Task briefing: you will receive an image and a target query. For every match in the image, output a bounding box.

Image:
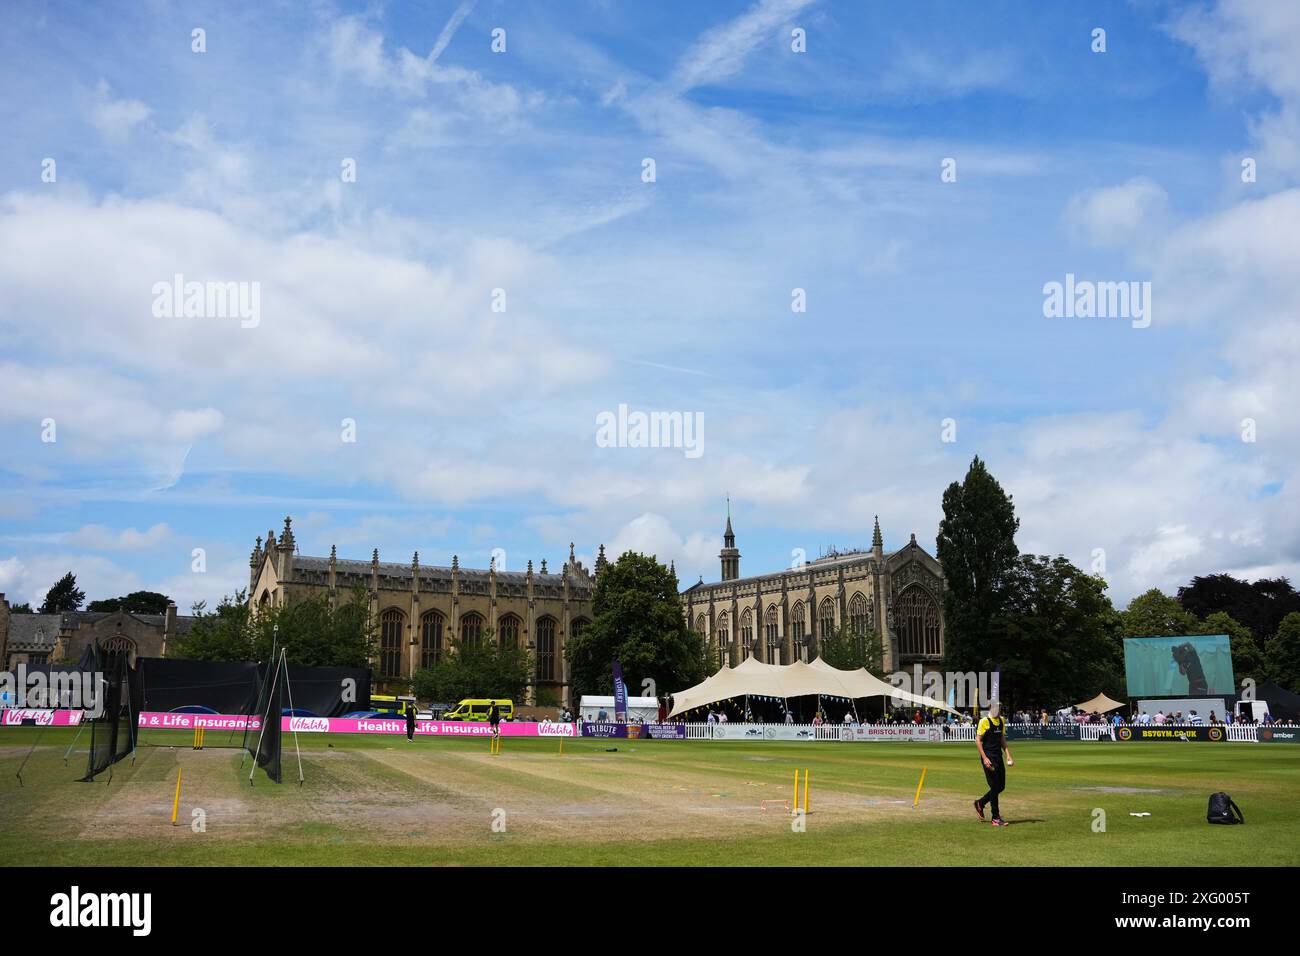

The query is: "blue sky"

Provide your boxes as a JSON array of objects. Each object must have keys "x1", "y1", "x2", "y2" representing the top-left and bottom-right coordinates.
[{"x1": 1, "y1": 0, "x2": 1298, "y2": 612}]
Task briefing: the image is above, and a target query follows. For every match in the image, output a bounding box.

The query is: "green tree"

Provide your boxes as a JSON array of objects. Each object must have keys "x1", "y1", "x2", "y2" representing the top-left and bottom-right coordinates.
[
  {"x1": 38, "y1": 573, "x2": 85, "y2": 613},
  {"x1": 250, "y1": 585, "x2": 374, "y2": 669},
  {"x1": 1118, "y1": 589, "x2": 1203, "y2": 637},
  {"x1": 87, "y1": 590, "x2": 173, "y2": 614},
  {"x1": 176, "y1": 585, "x2": 375, "y2": 670},
  {"x1": 819, "y1": 622, "x2": 884, "y2": 673},
  {"x1": 567, "y1": 551, "x2": 707, "y2": 703},
  {"x1": 1178, "y1": 574, "x2": 1300, "y2": 646},
  {"x1": 173, "y1": 590, "x2": 255, "y2": 661},
  {"x1": 995, "y1": 555, "x2": 1123, "y2": 710},
  {"x1": 1266, "y1": 612, "x2": 1300, "y2": 692},
  {"x1": 8, "y1": 602, "x2": 33, "y2": 614},
  {"x1": 411, "y1": 632, "x2": 532, "y2": 703},
  {"x1": 936, "y1": 456, "x2": 1020, "y2": 674},
  {"x1": 1202, "y1": 611, "x2": 1266, "y2": 688}
]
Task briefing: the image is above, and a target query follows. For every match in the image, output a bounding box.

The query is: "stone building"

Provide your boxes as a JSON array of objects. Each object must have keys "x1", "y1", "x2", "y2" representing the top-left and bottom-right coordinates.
[
  {"x1": 681, "y1": 515, "x2": 945, "y2": 674},
  {"x1": 247, "y1": 517, "x2": 599, "y2": 704},
  {"x1": 0, "y1": 594, "x2": 193, "y2": 671}
]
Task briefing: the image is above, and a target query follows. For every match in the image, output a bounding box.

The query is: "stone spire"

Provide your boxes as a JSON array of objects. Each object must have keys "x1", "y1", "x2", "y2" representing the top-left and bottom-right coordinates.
[
  {"x1": 277, "y1": 516, "x2": 296, "y2": 578},
  {"x1": 249, "y1": 536, "x2": 263, "y2": 592},
  {"x1": 595, "y1": 544, "x2": 607, "y2": 575},
  {"x1": 872, "y1": 515, "x2": 883, "y2": 553},
  {"x1": 720, "y1": 501, "x2": 740, "y2": 582}
]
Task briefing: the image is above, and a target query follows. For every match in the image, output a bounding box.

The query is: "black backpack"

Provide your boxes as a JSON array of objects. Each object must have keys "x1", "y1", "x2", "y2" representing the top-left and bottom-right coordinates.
[{"x1": 1207, "y1": 792, "x2": 1244, "y2": 825}]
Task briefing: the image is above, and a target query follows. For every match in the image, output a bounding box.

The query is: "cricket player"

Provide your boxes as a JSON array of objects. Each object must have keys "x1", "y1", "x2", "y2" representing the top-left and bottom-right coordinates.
[{"x1": 973, "y1": 701, "x2": 1013, "y2": 827}]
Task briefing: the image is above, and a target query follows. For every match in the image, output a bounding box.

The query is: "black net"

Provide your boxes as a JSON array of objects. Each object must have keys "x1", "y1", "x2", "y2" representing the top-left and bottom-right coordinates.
[
  {"x1": 80, "y1": 644, "x2": 139, "y2": 782},
  {"x1": 247, "y1": 659, "x2": 283, "y2": 784},
  {"x1": 239, "y1": 644, "x2": 278, "y2": 758}
]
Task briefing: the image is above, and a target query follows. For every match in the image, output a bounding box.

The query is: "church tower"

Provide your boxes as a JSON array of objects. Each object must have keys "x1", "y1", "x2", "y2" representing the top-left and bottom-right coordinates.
[{"x1": 719, "y1": 501, "x2": 741, "y2": 582}]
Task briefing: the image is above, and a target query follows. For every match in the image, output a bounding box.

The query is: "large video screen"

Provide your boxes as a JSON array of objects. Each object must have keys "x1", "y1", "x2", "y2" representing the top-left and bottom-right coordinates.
[{"x1": 1123, "y1": 635, "x2": 1236, "y2": 698}]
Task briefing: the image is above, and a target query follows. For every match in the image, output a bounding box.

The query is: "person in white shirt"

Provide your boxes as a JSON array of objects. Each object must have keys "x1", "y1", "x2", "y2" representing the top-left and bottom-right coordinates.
[{"x1": 784, "y1": 710, "x2": 794, "y2": 724}]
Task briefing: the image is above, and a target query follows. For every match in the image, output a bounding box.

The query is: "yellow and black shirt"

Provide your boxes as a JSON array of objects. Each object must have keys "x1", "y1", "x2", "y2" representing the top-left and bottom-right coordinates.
[{"x1": 977, "y1": 716, "x2": 1006, "y2": 761}]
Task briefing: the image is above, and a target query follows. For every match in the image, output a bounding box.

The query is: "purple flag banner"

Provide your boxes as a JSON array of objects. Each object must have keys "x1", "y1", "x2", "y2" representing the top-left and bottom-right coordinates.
[{"x1": 612, "y1": 659, "x2": 629, "y2": 722}]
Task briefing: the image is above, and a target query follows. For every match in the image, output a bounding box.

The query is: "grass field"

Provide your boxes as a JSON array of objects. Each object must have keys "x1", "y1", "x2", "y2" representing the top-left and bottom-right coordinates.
[{"x1": 2, "y1": 727, "x2": 1298, "y2": 866}]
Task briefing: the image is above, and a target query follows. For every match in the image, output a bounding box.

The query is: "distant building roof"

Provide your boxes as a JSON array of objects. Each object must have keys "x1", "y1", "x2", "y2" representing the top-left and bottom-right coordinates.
[{"x1": 5, "y1": 608, "x2": 197, "y2": 651}]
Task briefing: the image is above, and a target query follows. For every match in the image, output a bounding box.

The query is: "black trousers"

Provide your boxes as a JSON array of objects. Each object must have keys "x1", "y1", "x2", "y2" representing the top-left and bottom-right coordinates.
[{"x1": 978, "y1": 759, "x2": 1006, "y2": 818}]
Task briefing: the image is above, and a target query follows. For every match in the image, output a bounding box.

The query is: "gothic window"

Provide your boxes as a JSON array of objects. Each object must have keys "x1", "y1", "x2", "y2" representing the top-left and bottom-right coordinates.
[
  {"x1": 896, "y1": 586, "x2": 942, "y2": 657},
  {"x1": 790, "y1": 602, "x2": 806, "y2": 662},
  {"x1": 571, "y1": 617, "x2": 590, "y2": 643},
  {"x1": 716, "y1": 612, "x2": 730, "y2": 667},
  {"x1": 420, "y1": 611, "x2": 443, "y2": 668},
  {"x1": 740, "y1": 609, "x2": 753, "y2": 660},
  {"x1": 460, "y1": 612, "x2": 484, "y2": 648},
  {"x1": 819, "y1": 598, "x2": 836, "y2": 642},
  {"x1": 536, "y1": 616, "x2": 557, "y2": 682},
  {"x1": 498, "y1": 613, "x2": 521, "y2": 649},
  {"x1": 380, "y1": 608, "x2": 405, "y2": 677},
  {"x1": 765, "y1": 606, "x2": 780, "y2": 663},
  {"x1": 100, "y1": 635, "x2": 136, "y2": 677},
  {"x1": 695, "y1": 614, "x2": 707, "y2": 635},
  {"x1": 849, "y1": 592, "x2": 869, "y2": 637}
]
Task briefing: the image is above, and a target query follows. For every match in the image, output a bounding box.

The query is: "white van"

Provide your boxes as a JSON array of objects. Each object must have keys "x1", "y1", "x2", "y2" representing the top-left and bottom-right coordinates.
[
  {"x1": 579, "y1": 695, "x2": 659, "y2": 723},
  {"x1": 1235, "y1": 699, "x2": 1271, "y2": 722}
]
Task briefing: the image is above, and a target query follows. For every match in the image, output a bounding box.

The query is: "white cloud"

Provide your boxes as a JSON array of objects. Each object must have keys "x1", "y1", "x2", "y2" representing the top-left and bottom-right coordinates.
[
  {"x1": 325, "y1": 15, "x2": 542, "y2": 121},
  {"x1": 88, "y1": 79, "x2": 151, "y2": 139},
  {"x1": 0, "y1": 553, "x2": 140, "y2": 610},
  {"x1": 671, "y1": 0, "x2": 814, "y2": 93},
  {"x1": 1063, "y1": 177, "x2": 1169, "y2": 249},
  {"x1": 64, "y1": 523, "x2": 174, "y2": 551}
]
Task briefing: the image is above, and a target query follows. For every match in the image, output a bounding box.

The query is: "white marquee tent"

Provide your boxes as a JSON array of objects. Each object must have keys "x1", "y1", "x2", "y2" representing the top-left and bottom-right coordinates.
[{"x1": 668, "y1": 656, "x2": 960, "y2": 718}]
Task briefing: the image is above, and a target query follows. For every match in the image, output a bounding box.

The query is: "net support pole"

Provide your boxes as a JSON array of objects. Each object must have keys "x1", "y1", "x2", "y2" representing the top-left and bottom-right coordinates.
[
  {"x1": 279, "y1": 649, "x2": 305, "y2": 787},
  {"x1": 62, "y1": 714, "x2": 88, "y2": 766},
  {"x1": 247, "y1": 657, "x2": 282, "y2": 786},
  {"x1": 239, "y1": 633, "x2": 279, "y2": 762},
  {"x1": 15, "y1": 721, "x2": 50, "y2": 788},
  {"x1": 126, "y1": 666, "x2": 138, "y2": 767}
]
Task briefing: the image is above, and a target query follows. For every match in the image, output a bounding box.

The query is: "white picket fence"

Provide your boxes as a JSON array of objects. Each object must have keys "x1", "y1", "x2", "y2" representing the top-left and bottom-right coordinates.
[
  {"x1": 684, "y1": 722, "x2": 976, "y2": 741},
  {"x1": 678, "y1": 722, "x2": 1297, "y2": 742}
]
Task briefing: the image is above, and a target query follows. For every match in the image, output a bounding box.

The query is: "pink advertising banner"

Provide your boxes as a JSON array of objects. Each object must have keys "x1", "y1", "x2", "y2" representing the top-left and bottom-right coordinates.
[
  {"x1": 280, "y1": 717, "x2": 578, "y2": 737},
  {"x1": 1, "y1": 708, "x2": 84, "y2": 727},
  {"x1": 3, "y1": 710, "x2": 580, "y2": 737}
]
